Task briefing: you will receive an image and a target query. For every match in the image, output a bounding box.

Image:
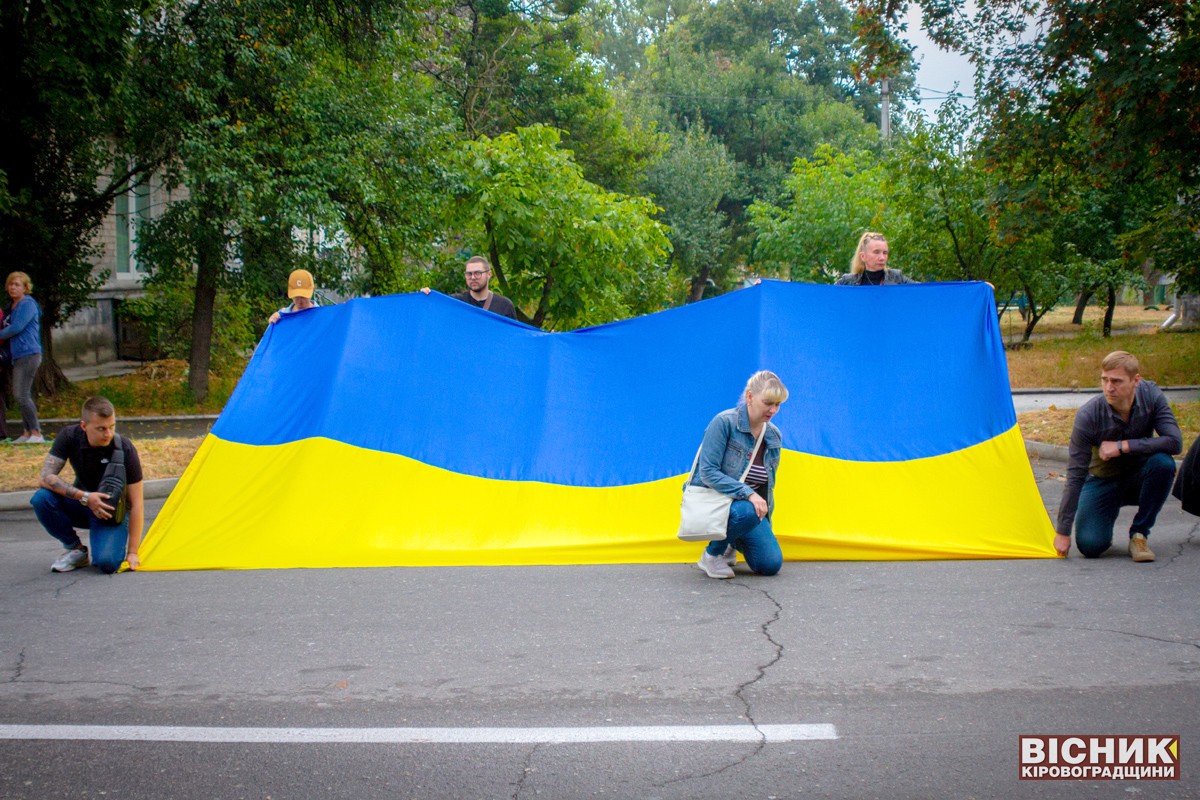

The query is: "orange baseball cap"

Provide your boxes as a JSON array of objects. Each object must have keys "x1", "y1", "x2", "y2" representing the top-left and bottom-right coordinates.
[{"x1": 287, "y1": 269, "x2": 314, "y2": 299}]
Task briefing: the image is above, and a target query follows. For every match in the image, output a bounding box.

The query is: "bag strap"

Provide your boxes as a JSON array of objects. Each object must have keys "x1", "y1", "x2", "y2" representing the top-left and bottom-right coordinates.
[
  {"x1": 483, "y1": 291, "x2": 494, "y2": 312},
  {"x1": 686, "y1": 420, "x2": 768, "y2": 484},
  {"x1": 110, "y1": 433, "x2": 125, "y2": 465}
]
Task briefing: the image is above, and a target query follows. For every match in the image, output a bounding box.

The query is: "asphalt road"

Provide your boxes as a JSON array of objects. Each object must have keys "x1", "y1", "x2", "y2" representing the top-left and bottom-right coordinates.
[
  {"x1": 1, "y1": 460, "x2": 1197, "y2": 799},
  {"x1": 1011, "y1": 387, "x2": 1200, "y2": 414}
]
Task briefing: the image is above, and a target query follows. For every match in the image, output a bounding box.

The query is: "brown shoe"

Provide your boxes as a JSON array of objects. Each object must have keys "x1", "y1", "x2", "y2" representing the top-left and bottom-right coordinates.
[{"x1": 1129, "y1": 533, "x2": 1155, "y2": 563}]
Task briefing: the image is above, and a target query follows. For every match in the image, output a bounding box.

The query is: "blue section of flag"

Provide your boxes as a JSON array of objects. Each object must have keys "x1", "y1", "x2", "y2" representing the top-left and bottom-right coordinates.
[{"x1": 213, "y1": 281, "x2": 1013, "y2": 486}]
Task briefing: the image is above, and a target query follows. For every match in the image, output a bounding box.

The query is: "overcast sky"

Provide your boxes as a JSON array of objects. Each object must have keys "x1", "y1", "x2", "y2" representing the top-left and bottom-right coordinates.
[{"x1": 902, "y1": 4, "x2": 977, "y2": 118}]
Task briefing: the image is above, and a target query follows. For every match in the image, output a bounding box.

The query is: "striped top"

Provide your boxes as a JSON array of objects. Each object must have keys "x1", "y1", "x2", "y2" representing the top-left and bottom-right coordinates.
[{"x1": 745, "y1": 439, "x2": 768, "y2": 490}]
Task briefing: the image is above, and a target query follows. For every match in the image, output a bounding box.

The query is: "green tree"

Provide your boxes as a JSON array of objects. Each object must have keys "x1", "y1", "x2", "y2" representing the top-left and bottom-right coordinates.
[
  {"x1": 0, "y1": 0, "x2": 170, "y2": 392},
  {"x1": 643, "y1": 125, "x2": 737, "y2": 301},
  {"x1": 883, "y1": 103, "x2": 1003, "y2": 285},
  {"x1": 863, "y1": 0, "x2": 1200, "y2": 293},
  {"x1": 424, "y1": 0, "x2": 663, "y2": 194},
  {"x1": 748, "y1": 144, "x2": 887, "y2": 282},
  {"x1": 455, "y1": 124, "x2": 678, "y2": 328},
  {"x1": 621, "y1": 0, "x2": 891, "y2": 289},
  {"x1": 135, "y1": 0, "x2": 450, "y2": 399}
]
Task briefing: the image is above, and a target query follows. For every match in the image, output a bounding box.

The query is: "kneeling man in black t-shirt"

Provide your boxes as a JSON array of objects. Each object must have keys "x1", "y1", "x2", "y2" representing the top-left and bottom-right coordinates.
[{"x1": 32, "y1": 396, "x2": 145, "y2": 574}]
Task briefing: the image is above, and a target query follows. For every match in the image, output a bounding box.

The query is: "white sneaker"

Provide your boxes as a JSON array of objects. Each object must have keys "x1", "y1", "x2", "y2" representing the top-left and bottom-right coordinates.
[
  {"x1": 721, "y1": 544, "x2": 737, "y2": 567},
  {"x1": 697, "y1": 550, "x2": 735, "y2": 579},
  {"x1": 51, "y1": 548, "x2": 89, "y2": 573},
  {"x1": 22, "y1": 434, "x2": 45, "y2": 444},
  {"x1": 12, "y1": 434, "x2": 29, "y2": 444}
]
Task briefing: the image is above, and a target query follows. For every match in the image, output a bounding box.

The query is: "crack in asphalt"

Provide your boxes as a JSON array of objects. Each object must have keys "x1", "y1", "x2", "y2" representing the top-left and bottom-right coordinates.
[
  {"x1": 4, "y1": 675, "x2": 154, "y2": 691},
  {"x1": 511, "y1": 743, "x2": 540, "y2": 800},
  {"x1": 6, "y1": 648, "x2": 27, "y2": 682},
  {"x1": 1018, "y1": 624, "x2": 1200, "y2": 653},
  {"x1": 731, "y1": 582, "x2": 785, "y2": 734},
  {"x1": 1162, "y1": 520, "x2": 1198, "y2": 566},
  {"x1": 656, "y1": 580, "x2": 784, "y2": 787},
  {"x1": 52, "y1": 575, "x2": 86, "y2": 599}
]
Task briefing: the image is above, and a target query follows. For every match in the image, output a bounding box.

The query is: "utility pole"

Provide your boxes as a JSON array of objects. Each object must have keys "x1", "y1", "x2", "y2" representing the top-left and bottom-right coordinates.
[{"x1": 880, "y1": 78, "x2": 891, "y2": 141}]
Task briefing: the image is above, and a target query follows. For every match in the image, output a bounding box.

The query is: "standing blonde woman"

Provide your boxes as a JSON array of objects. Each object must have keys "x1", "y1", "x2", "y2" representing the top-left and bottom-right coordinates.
[
  {"x1": 692, "y1": 371, "x2": 788, "y2": 579},
  {"x1": 0, "y1": 271, "x2": 43, "y2": 443},
  {"x1": 834, "y1": 232, "x2": 918, "y2": 286}
]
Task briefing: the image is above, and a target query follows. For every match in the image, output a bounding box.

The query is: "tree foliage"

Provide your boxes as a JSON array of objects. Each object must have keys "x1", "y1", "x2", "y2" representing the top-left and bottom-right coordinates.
[
  {"x1": 455, "y1": 125, "x2": 678, "y2": 329},
  {"x1": 867, "y1": 0, "x2": 1200, "y2": 292},
  {"x1": 132, "y1": 0, "x2": 454, "y2": 399},
  {"x1": 883, "y1": 102, "x2": 1003, "y2": 285},
  {"x1": 749, "y1": 144, "x2": 887, "y2": 282},
  {"x1": 643, "y1": 125, "x2": 737, "y2": 300},
  {"x1": 423, "y1": 0, "x2": 663, "y2": 193},
  {"x1": 0, "y1": 0, "x2": 171, "y2": 391}
]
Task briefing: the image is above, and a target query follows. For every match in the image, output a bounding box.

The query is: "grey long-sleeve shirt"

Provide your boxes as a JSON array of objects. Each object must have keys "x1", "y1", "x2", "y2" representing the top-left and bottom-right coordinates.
[{"x1": 1056, "y1": 380, "x2": 1183, "y2": 536}]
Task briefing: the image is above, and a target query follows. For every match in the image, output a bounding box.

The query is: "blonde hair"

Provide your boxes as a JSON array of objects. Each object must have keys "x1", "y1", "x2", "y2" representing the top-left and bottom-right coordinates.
[
  {"x1": 744, "y1": 370, "x2": 788, "y2": 404},
  {"x1": 1101, "y1": 350, "x2": 1140, "y2": 377},
  {"x1": 849, "y1": 232, "x2": 887, "y2": 275},
  {"x1": 5, "y1": 271, "x2": 32, "y2": 293}
]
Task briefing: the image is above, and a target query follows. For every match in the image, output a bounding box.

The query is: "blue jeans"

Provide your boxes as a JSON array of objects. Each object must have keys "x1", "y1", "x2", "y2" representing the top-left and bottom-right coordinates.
[
  {"x1": 31, "y1": 489, "x2": 128, "y2": 573},
  {"x1": 1075, "y1": 453, "x2": 1177, "y2": 558},
  {"x1": 705, "y1": 499, "x2": 783, "y2": 576}
]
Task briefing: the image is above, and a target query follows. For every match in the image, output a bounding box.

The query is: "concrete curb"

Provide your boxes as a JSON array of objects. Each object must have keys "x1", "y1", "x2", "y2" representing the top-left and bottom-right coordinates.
[
  {"x1": 1025, "y1": 441, "x2": 1070, "y2": 463},
  {"x1": 0, "y1": 478, "x2": 179, "y2": 513},
  {"x1": 4, "y1": 414, "x2": 219, "y2": 425},
  {"x1": 1012, "y1": 385, "x2": 1199, "y2": 394}
]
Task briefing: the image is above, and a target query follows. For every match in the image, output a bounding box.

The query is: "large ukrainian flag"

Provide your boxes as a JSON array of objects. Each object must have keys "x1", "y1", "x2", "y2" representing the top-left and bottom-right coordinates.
[{"x1": 139, "y1": 281, "x2": 1056, "y2": 570}]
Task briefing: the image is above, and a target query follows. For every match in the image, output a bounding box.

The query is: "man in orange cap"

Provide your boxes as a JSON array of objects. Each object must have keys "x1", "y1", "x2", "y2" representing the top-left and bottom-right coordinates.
[{"x1": 268, "y1": 269, "x2": 320, "y2": 324}]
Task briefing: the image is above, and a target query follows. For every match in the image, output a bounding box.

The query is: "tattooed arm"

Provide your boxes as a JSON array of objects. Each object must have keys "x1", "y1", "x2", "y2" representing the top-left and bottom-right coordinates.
[{"x1": 39, "y1": 455, "x2": 82, "y2": 501}]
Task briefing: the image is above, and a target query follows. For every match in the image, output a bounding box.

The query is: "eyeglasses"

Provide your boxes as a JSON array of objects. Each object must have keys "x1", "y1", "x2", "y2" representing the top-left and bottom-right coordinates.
[{"x1": 464, "y1": 270, "x2": 488, "y2": 278}]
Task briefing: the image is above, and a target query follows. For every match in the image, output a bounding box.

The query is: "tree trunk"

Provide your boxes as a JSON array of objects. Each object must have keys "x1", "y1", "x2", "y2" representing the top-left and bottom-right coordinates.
[
  {"x1": 531, "y1": 272, "x2": 553, "y2": 329},
  {"x1": 688, "y1": 265, "x2": 710, "y2": 303},
  {"x1": 1177, "y1": 293, "x2": 1200, "y2": 327},
  {"x1": 1071, "y1": 289, "x2": 1093, "y2": 325},
  {"x1": 1022, "y1": 309, "x2": 1038, "y2": 342},
  {"x1": 188, "y1": 221, "x2": 222, "y2": 402},
  {"x1": 1020, "y1": 282, "x2": 1054, "y2": 342},
  {"x1": 1102, "y1": 286, "x2": 1116, "y2": 337},
  {"x1": 34, "y1": 301, "x2": 71, "y2": 396},
  {"x1": 1141, "y1": 260, "x2": 1162, "y2": 308},
  {"x1": 485, "y1": 219, "x2": 533, "y2": 326}
]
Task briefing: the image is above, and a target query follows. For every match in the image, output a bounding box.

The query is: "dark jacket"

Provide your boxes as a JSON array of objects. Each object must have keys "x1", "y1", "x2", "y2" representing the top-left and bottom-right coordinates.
[
  {"x1": 834, "y1": 268, "x2": 917, "y2": 286},
  {"x1": 1173, "y1": 435, "x2": 1200, "y2": 516}
]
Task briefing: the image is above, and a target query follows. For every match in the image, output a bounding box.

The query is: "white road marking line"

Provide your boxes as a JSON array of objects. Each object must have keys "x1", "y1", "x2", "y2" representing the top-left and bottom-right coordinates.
[{"x1": 0, "y1": 724, "x2": 836, "y2": 744}]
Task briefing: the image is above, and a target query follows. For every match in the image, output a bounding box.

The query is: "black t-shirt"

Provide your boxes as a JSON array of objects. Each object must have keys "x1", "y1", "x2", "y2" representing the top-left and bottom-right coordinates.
[
  {"x1": 48, "y1": 426, "x2": 144, "y2": 491},
  {"x1": 451, "y1": 290, "x2": 518, "y2": 320}
]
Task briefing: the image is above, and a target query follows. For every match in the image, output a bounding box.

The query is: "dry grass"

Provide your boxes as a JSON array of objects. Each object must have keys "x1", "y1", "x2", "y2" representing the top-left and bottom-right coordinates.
[
  {"x1": 1018, "y1": 401, "x2": 1199, "y2": 447},
  {"x1": 0, "y1": 436, "x2": 203, "y2": 494},
  {"x1": 998, "y1": 304, "x2": 1174, "y2": 339},
  {"x1": 35, "y1": 359, "x2": 245, "y2": 419},
  {"x1": 1005, "y1": 328, "x2": 1200, "y2": 388}
]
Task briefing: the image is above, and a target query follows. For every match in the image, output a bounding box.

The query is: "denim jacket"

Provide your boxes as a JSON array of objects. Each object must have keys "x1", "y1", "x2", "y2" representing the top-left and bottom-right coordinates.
[
  {"x1": 687, "y1": 402, "x2": 783, "y2": 516},
  {"x1": 0, "y1": 296, "x2": 42, "y2": 360}
]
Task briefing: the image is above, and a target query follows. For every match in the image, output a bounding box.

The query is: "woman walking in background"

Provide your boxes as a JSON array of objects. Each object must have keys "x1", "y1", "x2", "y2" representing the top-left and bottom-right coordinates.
[{"x1": 0, "y1": 271, "x2": 44, "y2": 444}]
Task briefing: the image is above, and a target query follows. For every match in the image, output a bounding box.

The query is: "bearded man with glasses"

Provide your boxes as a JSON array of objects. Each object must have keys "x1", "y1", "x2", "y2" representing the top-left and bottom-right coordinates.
[{"x1": 422, "y1": 256, "x2": 518, "y2": 320}]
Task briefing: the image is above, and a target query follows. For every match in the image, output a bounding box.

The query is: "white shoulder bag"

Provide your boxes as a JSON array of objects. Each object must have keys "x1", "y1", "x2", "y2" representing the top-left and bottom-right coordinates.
[{"x1": 677, "y1": 423, "x2": 766, "y2": 542}]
